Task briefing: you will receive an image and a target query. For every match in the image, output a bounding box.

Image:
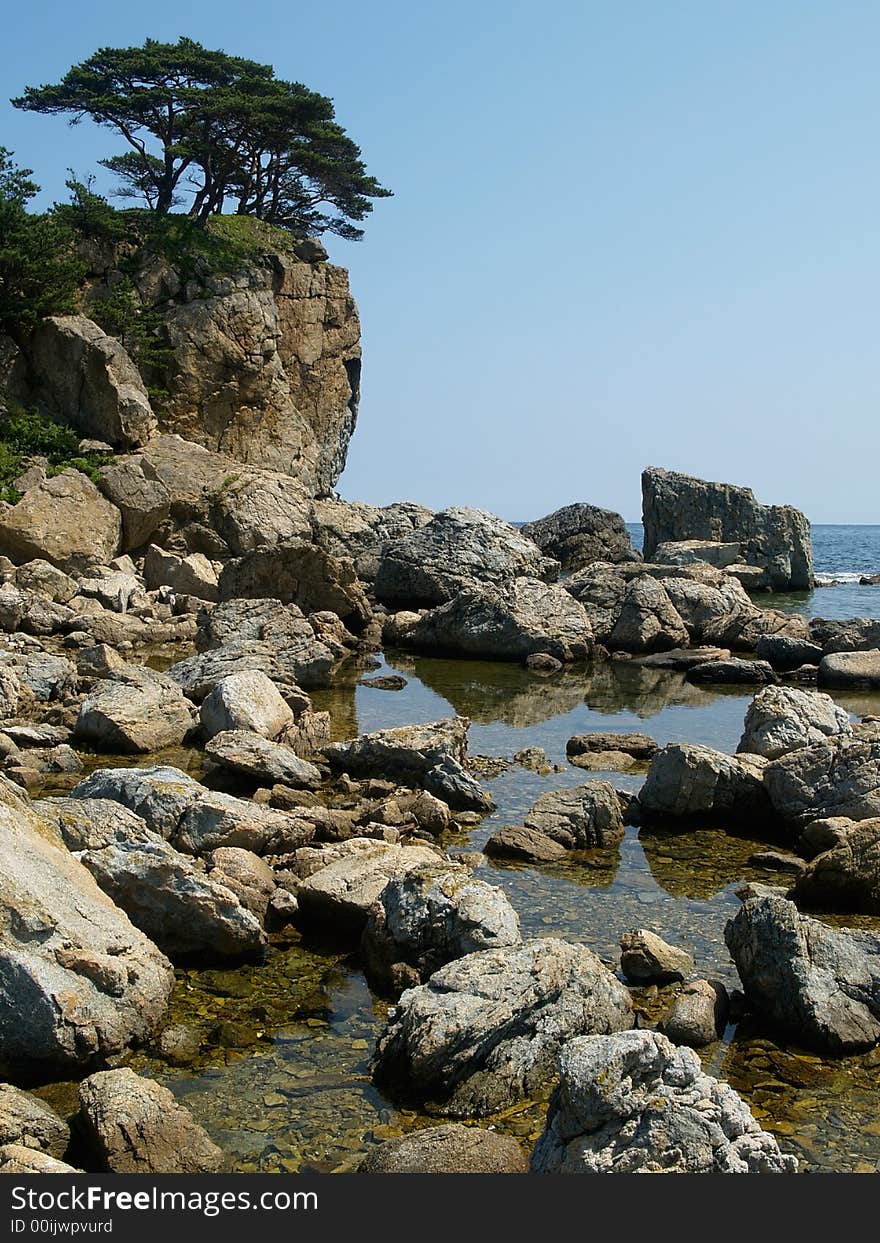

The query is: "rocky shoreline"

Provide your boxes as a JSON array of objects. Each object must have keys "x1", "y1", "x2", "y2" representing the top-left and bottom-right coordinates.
[{"x1": 1, "y1": 234, "x2": 879, "y2": 1175}]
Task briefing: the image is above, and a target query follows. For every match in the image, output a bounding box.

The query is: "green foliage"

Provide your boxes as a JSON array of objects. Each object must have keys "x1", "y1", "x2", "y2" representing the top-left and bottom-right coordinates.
[
  {"x1": 53, "y1": 175, "x2": 127, "y2": 243},
  {"x1": 0, "y1": 401, "x2": 114, "y2": 502},
  {"x1": 90, "y1": 275, "x2": 171, "y2": 373},
  {"x1": 0, "y1": 148, "x2": 83, "y2": 335},
  {"x1": 13, "y1": 37, "x2": 391, "y2": 239}
]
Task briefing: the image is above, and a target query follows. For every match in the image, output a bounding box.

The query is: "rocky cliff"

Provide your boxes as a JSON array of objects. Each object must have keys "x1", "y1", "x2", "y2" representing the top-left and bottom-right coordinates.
[{"x1": 4, "y1": 228, "x2": 360, "y2": 498}]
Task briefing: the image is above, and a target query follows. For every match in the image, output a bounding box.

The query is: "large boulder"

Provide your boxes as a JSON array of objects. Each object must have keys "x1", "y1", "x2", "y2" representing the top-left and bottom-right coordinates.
[
  {"x1": 521, "y1": 503, "x2": 639, "y2": 571},
  {"x1": 98, "y1": 458, "x2": 171, "y2": 551},
  {"x1": 374, "y1": 507, "x2": 558, "y2": 607},
  {"x1": 218, "y1": 541, "x2": 371, "y2": 630},
  {"x1": 641, "y1": 467, "x2": 813, "y2": 591},
  {"x1": 361, "y1": 862, "x2": 522, "y2": 992},
  {"x1": 725, "y1": 895, "x2": 880, "y2": 1052},
  {"x1": 78, "y1": 1069, "x2": 224, "y2": 1173},
  {"x1": 395, "y1": 578, "x2": 592, "y2": 662},
  {"x1": 0, "y1": 790, "x2": 173, "y2": 1072},
  {"x1": 530, "y1": 1030, "x2": 796, "y2": 1173},
  {"x1": 143, "y1": 545, "x2": 219, "y2": 601},
  {"x1": 0, "y1": 470, "x2": 121, "y2": 573},
  {"x1": 358, "y1": 1124, "x2": 527, "y2": 1173},
  {"x1": 639, "y1": 743, "x2": 772, "y2": 826},
  {"x1": 372, "y1": 938, "x2": 633, "y2": 1116},
  {"x1": 75, "y1": 667, "x2": 195, "y2": 754},
  {"x1": 810, "y1": 617, "x2": 880, "y2": 653},
  {"x1": 199, "y1": 670, "x2": 294, "y2": 740},
  {"x1": 15, "y1": 315, "x2": 156, "y2": 448},
  {"x1": 661, "y1": 573, "x2": 807, "y2": 649},
  {"x1": 793, "y1": 818, "x2": 880, "y2": 913},
  {"x1": 170, "y1": 638, "x2": 333, "y2": 699},
  {"x1": 737, "y1": 686, "x2": 851, "y2": 760},
  {"x1": 608, "y1": 576, "x2": 690, "y2": 653},
  {"x1": 764, "y1": 727, "x2": 880, "y2": 827},
  {"x1": 523, "y1": 782, "x2": 625, "y2": 849}
]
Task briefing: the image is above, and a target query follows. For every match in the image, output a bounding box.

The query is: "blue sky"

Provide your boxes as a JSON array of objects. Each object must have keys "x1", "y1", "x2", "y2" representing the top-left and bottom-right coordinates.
[{"x1": 3, "y1": 1, "x2": 878, "y2": 522}]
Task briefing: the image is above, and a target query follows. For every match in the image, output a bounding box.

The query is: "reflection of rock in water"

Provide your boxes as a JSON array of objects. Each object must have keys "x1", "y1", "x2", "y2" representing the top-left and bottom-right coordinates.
[
  {"x1": 584, "y1": 661, "x2": 719, "y2": 719},
  {"x1": 639, "y1": 827, "x2": 768, "y2": 899},
  {"x1": 309, "y1": 682, "x2": 358, "y2": 742},
  {"x1": 399, "y1": 654, "x2": 587, "y2": 727}
]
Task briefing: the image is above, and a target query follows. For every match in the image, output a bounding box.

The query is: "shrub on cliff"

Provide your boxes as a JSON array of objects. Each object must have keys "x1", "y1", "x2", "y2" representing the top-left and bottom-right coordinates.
[
  {"x1": 13, "y1": 36, "x2": 391, "y2": 240},
  {"x1": 0, "y1": 149, "x2": 83, "y2": 336},
  {"x1": 0, "y1": 402, "x2": 113, "y2": 503}
]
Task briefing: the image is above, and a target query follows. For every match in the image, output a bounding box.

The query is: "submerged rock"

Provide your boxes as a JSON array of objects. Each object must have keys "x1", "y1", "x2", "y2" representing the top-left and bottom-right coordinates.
[
  {"x1": 78, "y1": 1069, "x2": 224, "y2": 1173},
  {"x1": 358, "y1": 1124, "x2": 527, "y2": 1173},
  {"x1": 530, "y1": 1030, "x2": 796, "y2": 1172},
  {"x1": 725, "y1": 895, "x2": 880, "y2": 1052},
  {"x1": 372, "y1": 937, "x2": 633, "y2": 1116}
]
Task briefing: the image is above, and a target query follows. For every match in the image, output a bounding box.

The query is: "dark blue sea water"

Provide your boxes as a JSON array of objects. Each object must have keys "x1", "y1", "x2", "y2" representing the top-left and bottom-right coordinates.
[{"x1": 627, "y1": 522, "x2": 880, "y2": 621}]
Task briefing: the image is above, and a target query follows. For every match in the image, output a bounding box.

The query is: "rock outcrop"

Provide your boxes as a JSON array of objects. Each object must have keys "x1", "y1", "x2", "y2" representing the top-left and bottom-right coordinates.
[
  {"x1": 641, "y1": 467, "x2": 813, "y2": 591},
  {"x1": 0, "y1": 471, "x2": 121, "y2": 572}
]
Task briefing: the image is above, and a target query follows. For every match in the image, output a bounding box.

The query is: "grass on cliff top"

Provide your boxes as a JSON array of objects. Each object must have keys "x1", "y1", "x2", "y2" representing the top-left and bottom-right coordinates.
[{"x1": 0, "y1": 404, "x2": 114, "y2": 505}]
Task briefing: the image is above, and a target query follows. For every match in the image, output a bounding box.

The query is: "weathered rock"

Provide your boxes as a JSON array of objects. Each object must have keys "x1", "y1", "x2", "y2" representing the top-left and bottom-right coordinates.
[
  {"x1": 15, "y1": 315, "x2": 156, "y2": 448},
  {"x1": 810, "y1": 617, "x2": 880, "y2": 653},
  {"x1": 0, "y1": 471, "x2": 121, "y2": 573},
  {"x1": 98, "y1": 459, "x2": 171, "y2": 551},
  {"x1": 567, "y1": 732, "x2": 657, "y2": 769},
  {"x1": 608, "y1": 576, "x2": 690, "y2": 653},
  {"x1": 323, "y1": 718, "x2": 465, "y2": 780},
  {"x1": 310, "y1": 498, "x2": 434, "y2": 581},
  {"x1": 75, "y1": 668, "x2": 195, "y2": 753},
  {"x1": 755, "y1": 634, "x2": 824, "y2": 671},
  {"x1": 0, "y1": 668, "x2": 20, "y2": 720},
  {"x1": 218, "y1": 541, "x2": 371, "y2": 630},
  {"x1": 662, "y1": 572, "x2": 806, "y2": 649},
  {"x1": 522, "y1": 782, "x2": 625, "y2": 850},
  {"x1": 397, "y1": 578, "x2": 592, "y2": 662},
  {"x1": 207, "y1": 848, "x2": 276, "y2": 920},
  {"x1": 205, "y1": 730, "x2": 321, "y2": 788},
  {"x1": 375, "y1": 507, "x2": 558, "y2": 607},
  {"x1": 738, "y1": 686, "x2": 851, "y2": 760},
  {"x1": 530, "y1": 1030, "x2": 795, "y2": 1172},
  {"x1": 199, "y1": 670, "x2": 294, "y2": 740},
  {"x1": 171, "y1": 637, "x2": 332, "y2": 699},
  {"x1": 793, "y1": 818, "x2": 880, "y2": 912},
  {"x1": 662, "y1": 980, "x2": 728, "y2": 1047},
  {"x1": 362, "y1": 862, "x2": 522, "y2": 992},
  {"x1": 619, "y1": 929, "x2": 694, "y2": 984},
  {"x1": 654, "y1": 540, "x2": 743, "y2": 568},
  {"x1": 14, "y1": 559, "x2": 78, "y2": 604},
  {"x1": 358, "y1": 1124, "x2": 527, "y2": 1173},
  {"x1": 799, "y1": 816, "x2": 854, "y2": 858},
  {"x1": 521, "y1": 503, "x2": 639, "y2": 571},
  {"x1": 71, "y1": 766, "x2": 314, "y2": 856},
  {"x1": 687, "y1": 658, "x2": 777, "y2": 686},
  {"x1": 0, "y1": 1143, "x2": 79, "y2": 1173},
  {"x1": 764, "y1": 729, "x2": 880, "y2": 827},
  {"x1": 296, "y1": 839, "x2": 442, "y2": 932},
  {"x1": 484, "y1": 825, "x2": 568, "y2": 863},
  {"x1": 78, "y1": 1069, "x2": 224, "y2": 1173},
  {"x1": 0, "y1": 1084, "x2": 69, "y2": 1157},
  {"x1": 642, "y1": 467, "x2": 813, "y2": 591},
  {"x1": 143, "y1": 545, "x2": 219, "y2": 602},
  {"x1": 372, "y1": 938, "x2": 633, "y2": 1116},
  {"x1": 144, "y1": 245, "x2": 361, "y2": 496},
  {"x1": 725, "y1": 895, "x2": 880, "y2": 1052},
  {"x1": 640, "y1": 743, "x2": 772, "y2": 826},
  {"x1": 0, "y1": 794, "x2": 173, "y2": 1072},
  {"x1": 360, "y1": 674, "x2": 408, "y2": 691},
  {"x1": 819, "y1": 650, "x2": 880, "y2": 690}
]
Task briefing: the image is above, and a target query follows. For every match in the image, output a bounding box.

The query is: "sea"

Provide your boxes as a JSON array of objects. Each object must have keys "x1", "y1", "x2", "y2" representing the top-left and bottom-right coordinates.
[{"x1": 627, "y1": 522, "x2": 880, "y2": 621}]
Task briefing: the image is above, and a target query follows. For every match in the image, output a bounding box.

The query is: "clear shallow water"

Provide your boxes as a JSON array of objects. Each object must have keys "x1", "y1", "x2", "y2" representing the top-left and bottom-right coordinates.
[{"x1": 109, "y1": 652, "x2": 880, "y2": 1175}]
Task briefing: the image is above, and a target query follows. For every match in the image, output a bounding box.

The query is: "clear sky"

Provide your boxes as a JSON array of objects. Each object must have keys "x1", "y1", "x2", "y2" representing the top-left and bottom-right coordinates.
[{"x1": 3, "y1": 1, "x2": 878, "y2": 522}]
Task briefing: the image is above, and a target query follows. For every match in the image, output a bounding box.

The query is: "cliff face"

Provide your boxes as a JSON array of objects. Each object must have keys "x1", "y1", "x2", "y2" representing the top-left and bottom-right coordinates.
[{"x1": 6, "y1": 230, "x2": 361, "y2": 499}]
